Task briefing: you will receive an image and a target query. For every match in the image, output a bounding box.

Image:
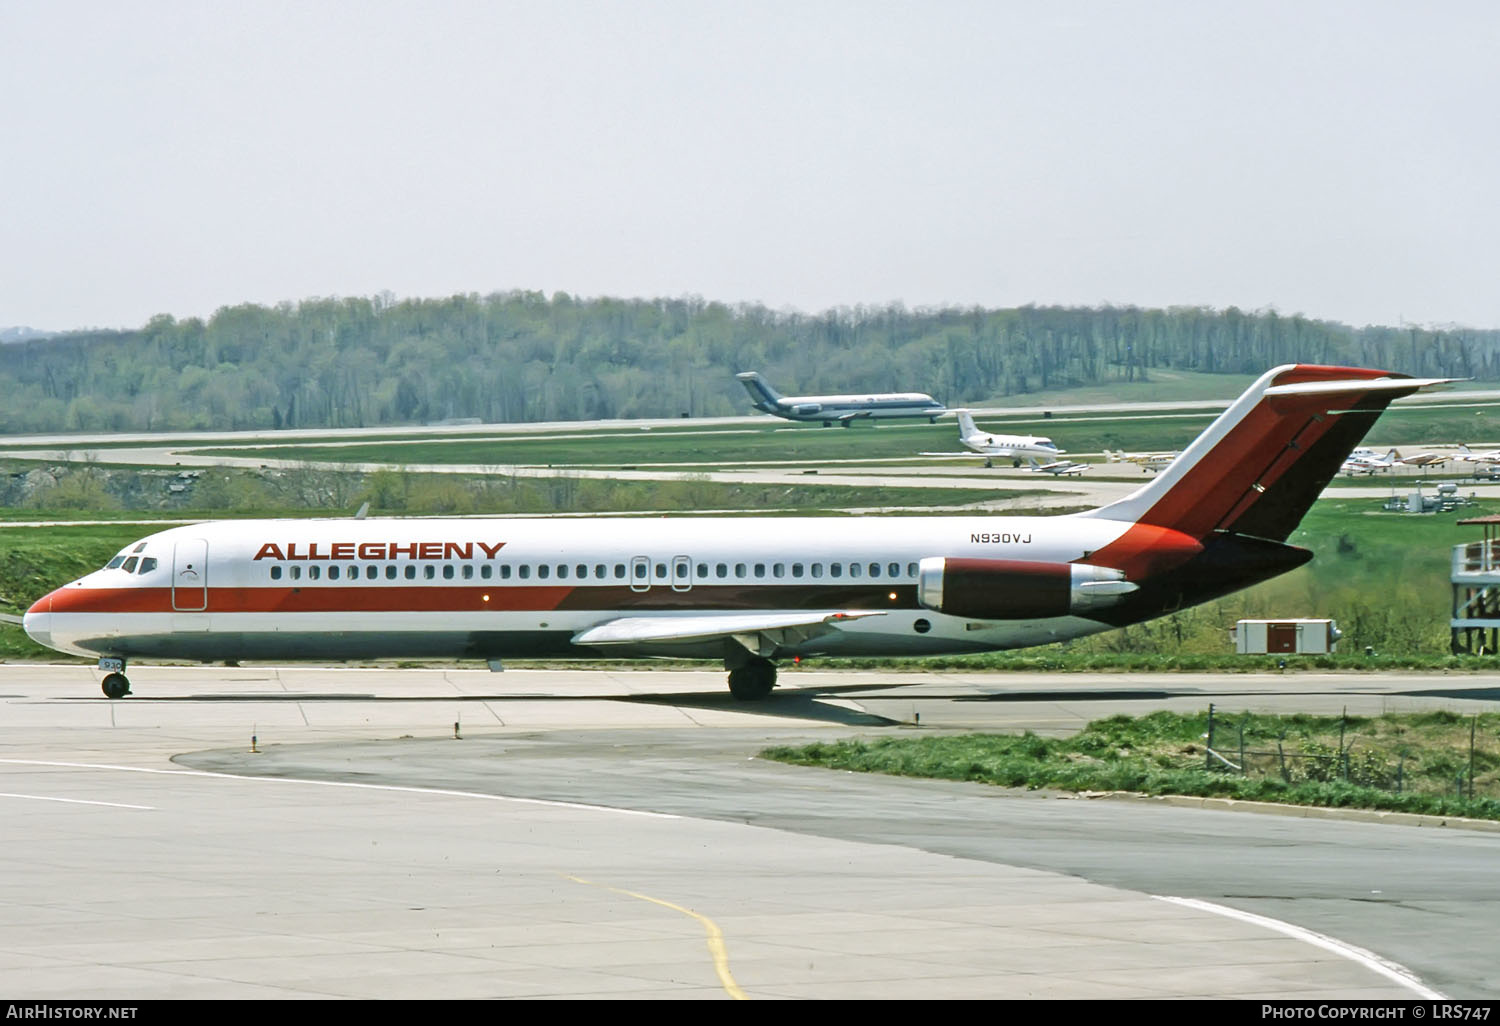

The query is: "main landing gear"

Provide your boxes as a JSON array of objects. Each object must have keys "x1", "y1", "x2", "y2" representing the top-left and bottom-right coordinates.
[
  {"x1": 98, "y1": 658, "x2": 131, "y2": 699},
  {"x1": 726, "y1": 655, "x2": 777, "y2": 701}
]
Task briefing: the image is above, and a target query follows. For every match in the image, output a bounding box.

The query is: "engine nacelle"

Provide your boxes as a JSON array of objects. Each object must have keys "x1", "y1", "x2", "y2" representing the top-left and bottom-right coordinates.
[
  {"x1": 792, "y1": 403, "x2": 823, "y2": 417},
  {"x1": 917, "y1": 557, "x2": 1138, "y2": 619}
]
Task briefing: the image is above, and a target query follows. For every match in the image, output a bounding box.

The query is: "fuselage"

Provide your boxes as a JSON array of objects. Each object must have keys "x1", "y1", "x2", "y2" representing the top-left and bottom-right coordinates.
[{"x1": 26, "y1": 514, "x2": 1143, "y2": 664}]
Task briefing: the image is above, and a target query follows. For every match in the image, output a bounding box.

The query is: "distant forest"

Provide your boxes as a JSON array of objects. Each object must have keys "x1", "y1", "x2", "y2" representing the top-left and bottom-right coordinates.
[{"x1": 3, "y1": 292, "x2": 1497, "y2": 434}]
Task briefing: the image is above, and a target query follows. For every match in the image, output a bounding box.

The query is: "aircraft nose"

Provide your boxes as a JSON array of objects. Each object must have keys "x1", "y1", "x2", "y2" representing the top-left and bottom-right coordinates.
[{"x1": 23, "y1": 591, "x2": 53, "y2": 648}]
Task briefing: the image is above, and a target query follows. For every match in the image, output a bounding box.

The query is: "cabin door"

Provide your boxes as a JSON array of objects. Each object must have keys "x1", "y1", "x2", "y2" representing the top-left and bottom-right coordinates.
[{"x1": 172, "y1": 538, "x2": 208, "y2": 612}]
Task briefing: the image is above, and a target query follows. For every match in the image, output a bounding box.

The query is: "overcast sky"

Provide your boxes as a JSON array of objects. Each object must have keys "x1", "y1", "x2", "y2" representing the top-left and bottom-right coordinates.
[{"x1": 3, "y1": 1, "x2": 1497, "y2": 331}]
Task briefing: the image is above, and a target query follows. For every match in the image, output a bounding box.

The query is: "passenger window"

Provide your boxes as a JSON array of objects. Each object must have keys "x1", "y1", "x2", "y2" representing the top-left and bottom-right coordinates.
[
  {"x1": 655, "y1": 563, "x2": 667, "y2": 579},
  {"x1": 792, "y1": 563, "x2": 804, "y2": 578},
  {"x1": 404, "y1": 566, "x2": 416, "y2": 580},
  {"x1": 576, "y1": 564, "x2": 587, "y2": 579},
  {"x1": 290, "y1": 565, "x2": 302, "y2": 581},
  {"x1": 675, "y1": 562, "x2": 688, "y2": 579},
  {"x1": 716, "y1": 563, "x2": 728, "y2": 579},
  {"x1": 907, "y1": 562, "x2": 919, "y2": 577},
  {"x1": 811, "y1": 563, "x2": 823, "y2": 578},
  {"x1": 888, "y1": 562, "x2": 900, "y2": 578},
  {"x1": 271, "y1": 565, "x2": 282, "y2": 580},
  {"x1": 385, "y1": 565, "x2": 397, "y2": 580},
  {"x1": 501, "y1": 565, "x2": 513, "y2": 579},
  {"x1": 519, "y1": 565, "x2": 531, "y2": 579},
  {"x1": 557, "y1": 565, "x2": 569, "y2": 579},
  {"x1": 735, "y1": 563, "x2": 746, "y2": 578},
  {"x1": 830, "y1": 563, "x2": 842, "y2": 578},
  {"x1": 423, "y1": 565, "x2": 435, "y2": 580},
  {"x1": 754, "y1": 563, "x2": 765, "y2": 578},
  {"x1": 595, "y1": 564, "x2": 606, "y2": 579},
  {"x1": 849, "y1": 563, "x2": 861, "y2": 579},
  {"x1": 462, "y1": 565, "x2": 473, "y2": 579},
  {"x1": 328, "y1": 565, "x2": 339, "y2": 580},
  {"x1": 869, "y1": 563, "x2": 880, "y2": 578},
  {"x1": 309, "y1": 565, "x2": 321, "y2": 580},
  {"x1": 367, "y1": 565, "x2": 378, "y2": 580},
  {"x1": 539, "y1": 565, "x2": 550, "y2": 579},
  {"x1": 773, "y1": 563, "x2": 785, "y2": 577},
  {"x1": 634, "y1": 563, "x2": 646, "y2": 580},
  {"x1": 443, "y1": 565, "x2": 455, "y2": 580},
  {"x1": 616, "y1": 564, "x2": 627, "y2": 579},
  {"x1": 697, "y1": 563, "x2": 708, "y2": 579},
  {"x1": 480, "y1": 565, "x2": 492, "y2": 579}
]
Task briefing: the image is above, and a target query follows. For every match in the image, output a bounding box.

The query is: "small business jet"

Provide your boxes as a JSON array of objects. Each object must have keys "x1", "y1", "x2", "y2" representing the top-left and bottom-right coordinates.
[
  {"x1": 736, "y1": 371, "x2": 945, "y2": 426},
  {"x1": 1024, "y1": 456, "x2": 1088, "y2": 476},
  {"x1": 921, "y1": 411, "x2": 1064, "y2": 467},
  {"x1": 1103, "y1": 450, "x2": 1179, "y2": 473},
  {"x1": 24, "y1": 364, "x2": 1449, "y2": 701}
]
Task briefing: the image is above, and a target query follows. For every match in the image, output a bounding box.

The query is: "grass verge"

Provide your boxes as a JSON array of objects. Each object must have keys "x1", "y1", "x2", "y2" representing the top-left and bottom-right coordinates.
[{"x1": 760, "y1": 710, "x2": 1500, "y2": 820}]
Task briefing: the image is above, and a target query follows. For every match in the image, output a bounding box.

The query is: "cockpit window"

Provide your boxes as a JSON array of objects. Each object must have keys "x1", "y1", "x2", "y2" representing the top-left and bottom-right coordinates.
[
  {"x1": 106, "y1": 556, "x2": 127, "y2": 569},
  {"x1": 138, "y1": 557, "x2": 158, "y2": 574},
  {"x1": 133, "y1": 542, "x2": 147, "y2": 553},
  {"x1": 122, "y1": 556, "x2": 139, "y2": 573}
]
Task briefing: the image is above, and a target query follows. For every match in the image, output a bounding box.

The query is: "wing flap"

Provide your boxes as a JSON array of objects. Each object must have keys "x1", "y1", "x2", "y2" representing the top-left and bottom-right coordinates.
[{"x1": 571, "y1": 610, "x2": 886, "y2": 654}]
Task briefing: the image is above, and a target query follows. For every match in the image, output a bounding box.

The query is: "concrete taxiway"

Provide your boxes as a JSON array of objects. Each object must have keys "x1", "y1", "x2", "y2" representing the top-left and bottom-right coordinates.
[{"x1": 2, "y1": 663, "x2": 1498, "y2": 999}]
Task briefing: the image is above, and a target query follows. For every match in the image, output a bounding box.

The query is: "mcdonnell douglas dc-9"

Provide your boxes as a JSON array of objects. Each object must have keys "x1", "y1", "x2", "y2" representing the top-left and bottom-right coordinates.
[
  {"x1": 25, "y1": 365, "x2": 1445, "y2": 700},
  {"x1": 736, "y1": 371, "x2": 945, "y2": 425}
]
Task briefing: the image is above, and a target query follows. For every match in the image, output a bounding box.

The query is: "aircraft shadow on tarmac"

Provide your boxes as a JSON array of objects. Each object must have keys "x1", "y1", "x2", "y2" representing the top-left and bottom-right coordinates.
[{"x1": 85, "y1": 687, "x2": 904, "y2": 727}]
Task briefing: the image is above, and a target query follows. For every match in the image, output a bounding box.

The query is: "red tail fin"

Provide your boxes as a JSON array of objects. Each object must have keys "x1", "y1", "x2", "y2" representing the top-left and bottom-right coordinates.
[{"x1": 1083, "y1": 365, "x2": 1449, "y2": 542}]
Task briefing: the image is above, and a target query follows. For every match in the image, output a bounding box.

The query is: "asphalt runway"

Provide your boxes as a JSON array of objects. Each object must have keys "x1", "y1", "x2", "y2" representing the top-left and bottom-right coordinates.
[{"x1": 2, "y1": 663, "x2": 1498, "y2": 999}]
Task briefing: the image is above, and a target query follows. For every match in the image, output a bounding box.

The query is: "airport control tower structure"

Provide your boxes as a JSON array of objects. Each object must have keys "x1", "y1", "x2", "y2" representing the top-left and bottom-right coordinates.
[{"x1": 1451, "y1": 514, "x2": 1500, "y2": 654}]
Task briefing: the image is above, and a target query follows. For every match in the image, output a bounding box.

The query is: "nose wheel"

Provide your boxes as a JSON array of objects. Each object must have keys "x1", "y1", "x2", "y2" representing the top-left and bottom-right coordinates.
[{"x1": 101, "y1": 672, "x2": 131, "y2": 699}]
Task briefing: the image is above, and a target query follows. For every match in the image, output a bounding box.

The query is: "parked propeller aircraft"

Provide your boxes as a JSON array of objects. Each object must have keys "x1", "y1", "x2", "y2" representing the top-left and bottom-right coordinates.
[
  {"x1": 1391, "y1": 449, "x2": 1447, "y2": 468},
  {"x1": 1103, "y1": 450, "x2": 1179, "y2": 473},
  {"x1": 1456, "y1": 444, "x2": 1500, "y2": 465},
  {"x1": 24, "y1": 365, "x2": 1449, "y2": 701},
  {"x1": 920, "y1": 410, "x2": 1064, "y2": 467},
  {"x1": 1024, "y1": 456, "x2": 1088, "y2": 476},
  {"x1": 736, "y1": 371, "x2": 945, "y2": 426},
  {"x1": 1340, "y1": 447, "x2": 1398, "y2": 475}
]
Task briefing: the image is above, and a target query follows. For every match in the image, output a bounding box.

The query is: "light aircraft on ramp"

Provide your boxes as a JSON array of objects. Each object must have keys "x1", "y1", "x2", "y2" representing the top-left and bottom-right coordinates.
[
  {"x1": 921, "y1": 410, "x2": 1064, "y2": 467},
  {"x1": 1456, "y1": 444, "x2": 1500, "y2": 465},
  {"x1": 1104, "y1": 450, "x2": 1179, "y2": 473},
  {"x1": 1024, "y1": 456, "x2": 1088, "y2": 476},
  {"x1": 1340, "y1": 447, "x2": 1398, "y2": 475},
  {"x1": 24, "y1": 365, "x2": 1450, "y2": 701},
  {"x1": 736, "y1": 371, "x2": 945, "y2": 426}
]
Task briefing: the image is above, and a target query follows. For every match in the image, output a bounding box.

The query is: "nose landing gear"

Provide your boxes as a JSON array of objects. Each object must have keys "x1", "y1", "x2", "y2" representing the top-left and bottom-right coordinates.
[{"x1": 98, "y1": 658, "x2": 131, "y2": 699}]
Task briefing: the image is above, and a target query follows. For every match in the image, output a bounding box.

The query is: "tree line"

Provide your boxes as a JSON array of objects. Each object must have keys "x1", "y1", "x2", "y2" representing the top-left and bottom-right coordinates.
[{"x1": 4, "y1": 291, "x2": 1497, "y2": 434}]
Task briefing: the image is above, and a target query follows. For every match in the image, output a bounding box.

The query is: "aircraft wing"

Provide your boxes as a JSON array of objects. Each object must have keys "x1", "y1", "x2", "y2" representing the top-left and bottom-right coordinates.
[
  {"x1": 836, "y1": 410, "x2": 873, "y2": 422},
  {"x1": 571, "y1": 610, "x2": 887, "y2": 656}
]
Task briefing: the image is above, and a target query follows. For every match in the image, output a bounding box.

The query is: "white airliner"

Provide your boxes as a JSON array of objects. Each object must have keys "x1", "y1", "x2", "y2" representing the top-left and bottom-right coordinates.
[
  {"x1": 1024, "y1": 456, "x2": 1088, "y2": 476},
  {"x1": 24, "y1": 364, "x2": 1448, "y2": 701},
  {"x1": 736, "y1": 371, "x2": 945, "y2": 426}
]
